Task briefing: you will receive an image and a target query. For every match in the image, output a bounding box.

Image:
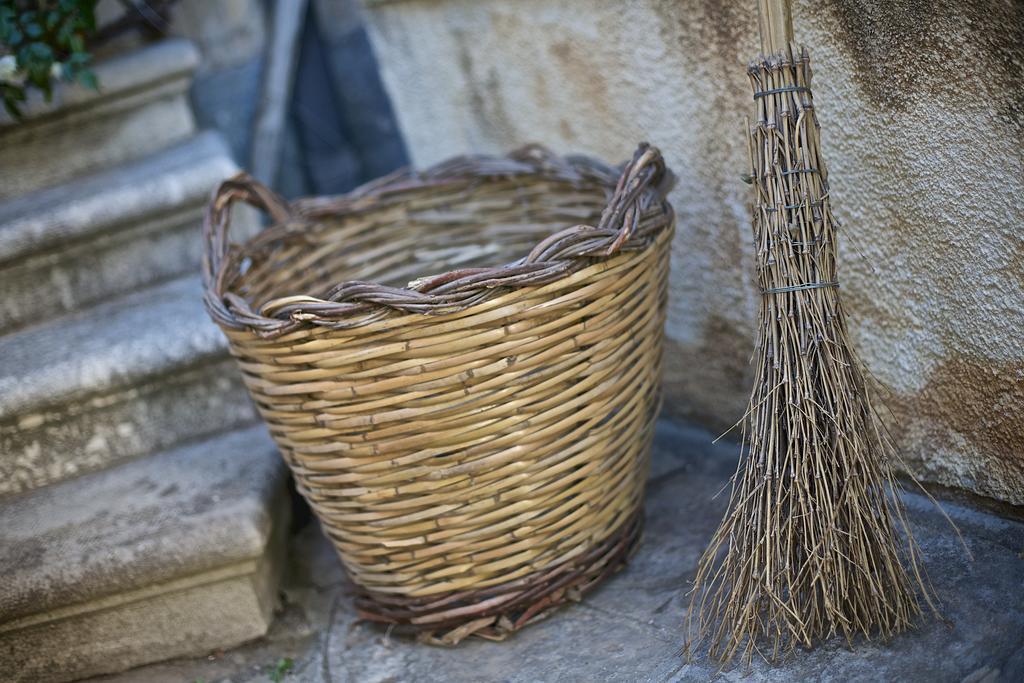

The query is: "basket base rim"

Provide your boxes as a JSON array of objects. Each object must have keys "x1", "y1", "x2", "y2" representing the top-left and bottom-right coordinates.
[{"x1": 351, "y1": 511, "x2": 645, "y2": 646}]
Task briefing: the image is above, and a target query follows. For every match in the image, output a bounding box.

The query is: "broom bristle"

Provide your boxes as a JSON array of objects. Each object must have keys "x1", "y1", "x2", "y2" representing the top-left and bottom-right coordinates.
[{"x1": 686, "y1": 47, "x2": 935, "y2": 665}]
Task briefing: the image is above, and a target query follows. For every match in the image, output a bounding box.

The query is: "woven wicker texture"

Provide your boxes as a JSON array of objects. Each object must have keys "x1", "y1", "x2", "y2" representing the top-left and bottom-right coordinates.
[{"x1": 202, "y1": 144, "x2": 675, "y2": 644}]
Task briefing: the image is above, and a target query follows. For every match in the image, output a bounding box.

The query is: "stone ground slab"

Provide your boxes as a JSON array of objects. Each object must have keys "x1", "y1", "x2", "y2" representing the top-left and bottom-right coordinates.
[{"x1": 90, "y1": 420, "x2": 1024, "y2": 683}]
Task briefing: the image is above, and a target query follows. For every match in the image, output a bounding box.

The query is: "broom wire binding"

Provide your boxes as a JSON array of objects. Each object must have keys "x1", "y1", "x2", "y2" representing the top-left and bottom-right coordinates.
[{"x1": 685, "y1": 42, "x2": 945, "y2": 665}]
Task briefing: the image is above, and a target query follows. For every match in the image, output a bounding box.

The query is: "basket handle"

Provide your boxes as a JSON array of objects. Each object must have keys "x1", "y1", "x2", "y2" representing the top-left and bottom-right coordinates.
[
  {"x1": 595, "y1": 144, "x2": 669, "y2": 255},
  {"x1": 201, "y1": 172, "x2": 293, "y2": 291}
]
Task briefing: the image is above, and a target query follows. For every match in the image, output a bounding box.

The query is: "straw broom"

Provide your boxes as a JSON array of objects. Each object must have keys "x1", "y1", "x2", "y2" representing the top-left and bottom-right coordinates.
[{"x1": 686, "y1": 0, "x2": 937, "y2": 664}]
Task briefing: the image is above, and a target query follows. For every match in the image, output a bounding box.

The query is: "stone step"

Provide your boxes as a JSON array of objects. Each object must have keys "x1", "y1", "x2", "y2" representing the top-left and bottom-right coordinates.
[
  {"x1": 0, "y1": 425, "x2": 291, "y2": 683},
  {"x1": 0, "y1": 39, "x2": 199, "y2": 201},
  {"x1": 0, "y1": 275, "x2": 258, "y2": 498},
  {"x1": 0, "y1": 131, "x2": 239, "y2": 331}
]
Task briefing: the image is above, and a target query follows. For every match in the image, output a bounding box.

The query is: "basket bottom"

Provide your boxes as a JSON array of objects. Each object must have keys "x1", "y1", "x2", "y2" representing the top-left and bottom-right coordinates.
[{"x1": 352, "y1": 512, "x2": 645, "y2": 646}]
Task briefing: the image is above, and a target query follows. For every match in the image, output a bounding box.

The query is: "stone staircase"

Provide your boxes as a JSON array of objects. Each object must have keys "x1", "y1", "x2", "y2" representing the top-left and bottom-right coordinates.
[{"x1": 0, "y1": 39, "x2": 289, "y2": 682}]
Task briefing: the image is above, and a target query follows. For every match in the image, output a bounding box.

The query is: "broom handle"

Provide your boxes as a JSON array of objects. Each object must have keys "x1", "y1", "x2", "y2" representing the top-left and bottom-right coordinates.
[{"x1": 757, "y1": 0, "x2": 794, "y2": 56}]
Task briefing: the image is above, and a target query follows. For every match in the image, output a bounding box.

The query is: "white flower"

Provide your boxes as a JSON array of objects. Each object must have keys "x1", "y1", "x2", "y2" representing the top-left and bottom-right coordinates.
[
  {"x1": 0, "y1": 55, "x2": 22, "y2": 85},
  {"x1": 50, "y1": 61, "x2": 64, "y2": 81}
]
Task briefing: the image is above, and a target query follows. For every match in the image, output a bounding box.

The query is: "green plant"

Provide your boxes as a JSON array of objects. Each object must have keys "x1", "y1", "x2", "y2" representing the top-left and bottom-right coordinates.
[
  {"x1": 269, "y1": 657, "x2": 293, "y2": 682},
  {"x1": 0, "y1": 0, "x2": 99, "y2": 119}
]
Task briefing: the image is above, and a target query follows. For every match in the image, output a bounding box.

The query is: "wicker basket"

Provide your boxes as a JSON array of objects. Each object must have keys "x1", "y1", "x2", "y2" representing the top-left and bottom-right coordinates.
[{"x1": 202, "y1": 144, "x2": 675, "y2": 644}]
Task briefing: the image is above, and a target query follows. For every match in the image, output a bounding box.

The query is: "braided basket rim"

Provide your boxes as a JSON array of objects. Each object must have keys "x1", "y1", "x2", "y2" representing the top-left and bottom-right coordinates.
[{"x1": 202, "y1": 144, "x2": 674, "y2": 338}]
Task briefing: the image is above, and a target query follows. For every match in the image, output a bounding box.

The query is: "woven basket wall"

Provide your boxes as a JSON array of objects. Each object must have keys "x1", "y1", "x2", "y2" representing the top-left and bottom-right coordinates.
[{"x1": 202, "y1": 144, "x2": 675, "y2": 644}]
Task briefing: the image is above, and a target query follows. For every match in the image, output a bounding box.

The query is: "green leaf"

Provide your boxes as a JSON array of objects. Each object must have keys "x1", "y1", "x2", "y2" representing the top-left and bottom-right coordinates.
[
  {"x1": 15, "y1": 44, "x2": 31, "y2": 67},
  {"x1": 1, "y1": 84, "x2": 26, "y2": 120},
  {"x1": 0, "y1": 83, "x2": 26, "y2": 102},
  {"x1": 56, "y1": 20, "x2": 72, "y2": 48},
  {"x1": 3, "y1": 95, "x2": 24, "y2": 120},
  {"x1": 1, "y1": 0, "x2": 101, "y2": 118},
  {"x1": 269, "y1": 657, "x2": 294, "y2": 682},
  {"x1": 79, "y1": 6, "x2": 97, "y2": 32},
  {"x1": 77, "y1": 68, "x2": 97, "y2": 91},
  {"x1": 27, "y1": 42, "x2": 55, "y2": 63},
  {"x1": 27, "y1": 68, "x2": 50, "y2": 90}
]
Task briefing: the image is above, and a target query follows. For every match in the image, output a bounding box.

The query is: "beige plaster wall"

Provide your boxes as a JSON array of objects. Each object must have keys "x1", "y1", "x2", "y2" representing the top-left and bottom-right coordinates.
[{"x1": 361, "y1": 0, "x2": 1024, "y2": 505}]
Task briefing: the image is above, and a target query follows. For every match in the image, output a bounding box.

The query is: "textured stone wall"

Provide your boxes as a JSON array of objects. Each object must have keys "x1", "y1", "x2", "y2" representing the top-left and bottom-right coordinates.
[{"x1": 362, "y1": 0, "x2": 1024, "y2": 505}]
